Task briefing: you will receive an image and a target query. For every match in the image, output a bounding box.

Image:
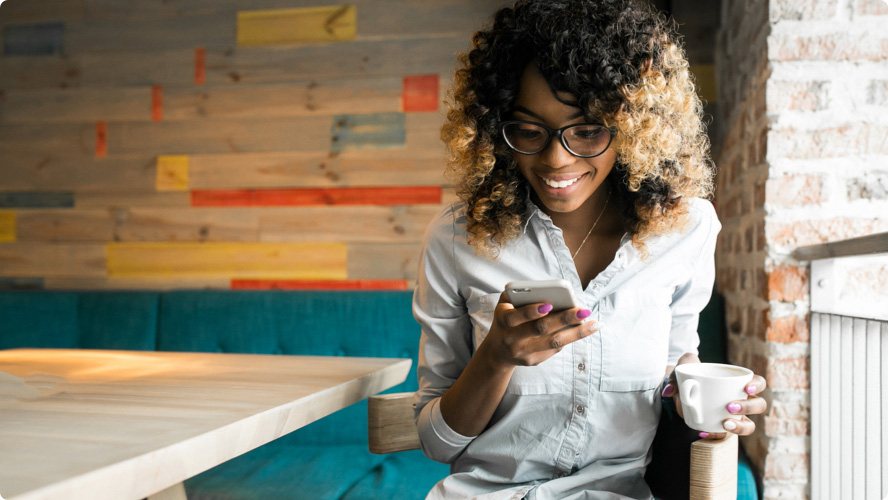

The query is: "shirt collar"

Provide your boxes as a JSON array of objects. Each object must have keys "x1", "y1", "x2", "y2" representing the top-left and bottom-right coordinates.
[{"x1": 522, "y1": 185, "x2": 549, "y2": 233}]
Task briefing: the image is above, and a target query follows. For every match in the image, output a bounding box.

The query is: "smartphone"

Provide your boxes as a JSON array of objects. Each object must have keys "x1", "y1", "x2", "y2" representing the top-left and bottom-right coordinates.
[{"x1": 505, "y1": 279, "x2": 580, "y2": 311}]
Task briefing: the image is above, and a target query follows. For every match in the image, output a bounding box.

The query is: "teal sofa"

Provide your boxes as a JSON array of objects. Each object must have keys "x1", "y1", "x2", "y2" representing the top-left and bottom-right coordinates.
[{"x1": 0, "y1": 290, "x2": 757, "y2": 499}]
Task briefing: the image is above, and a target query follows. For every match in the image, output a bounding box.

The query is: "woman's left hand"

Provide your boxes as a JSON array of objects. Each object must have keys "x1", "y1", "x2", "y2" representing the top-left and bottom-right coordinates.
[{"x1": 664, "y1": 353, "x2": 768, "y2": 439}]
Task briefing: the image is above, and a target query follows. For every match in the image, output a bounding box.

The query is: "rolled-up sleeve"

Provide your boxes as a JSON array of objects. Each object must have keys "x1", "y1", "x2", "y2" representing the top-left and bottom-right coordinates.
[
  {"x1": 668, "y1": 199, "x2": 721, "y2": 365},
  {"x1": 413, "y1": 205, "x2": 477, "y2": 463}
]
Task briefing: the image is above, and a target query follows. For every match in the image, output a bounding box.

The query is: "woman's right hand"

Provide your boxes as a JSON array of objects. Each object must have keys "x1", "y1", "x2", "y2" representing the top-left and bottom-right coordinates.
[{"x1": 479, "y1": 291, "x2": 602, "y2": 369}]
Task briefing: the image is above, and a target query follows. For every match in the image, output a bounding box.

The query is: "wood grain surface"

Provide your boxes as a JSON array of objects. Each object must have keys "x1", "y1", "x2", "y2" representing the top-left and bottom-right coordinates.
[{"x1": 0, "y1": 349, "x2": 411, "y2": 500}]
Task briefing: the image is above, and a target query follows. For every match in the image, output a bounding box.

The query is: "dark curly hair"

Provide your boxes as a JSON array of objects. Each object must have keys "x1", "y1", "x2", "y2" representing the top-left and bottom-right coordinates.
[{"x1": 441, "y1": 0, "x2": 714, "y2": 258}]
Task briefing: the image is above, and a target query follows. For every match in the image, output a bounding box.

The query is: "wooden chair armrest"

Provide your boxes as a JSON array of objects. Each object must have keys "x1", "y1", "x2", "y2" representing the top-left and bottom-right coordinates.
[
  {"x1": 689, "y1": 433, "x2": 738, "y2": 500},
  {"x1": 368, "y1": 392, "x2": 421, "y2": 454}
]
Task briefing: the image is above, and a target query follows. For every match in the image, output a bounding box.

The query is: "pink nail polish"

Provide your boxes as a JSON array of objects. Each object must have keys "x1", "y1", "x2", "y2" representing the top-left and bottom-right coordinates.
[
  {"x1": 727, "y1": 402, "x2": 742, "y2": 413},
  {"x1": 746, "y1": 385, "x2": 757, "y2": 395},
  {"x1": 661, "y1": 383, "x2": 675, "y2": 398},
  {"x1": 538, "y1": 304, "x2": 554, "y2": 314},
  {"x1": 699, "y1": 432, "x2": 709, "y2": 438},
  {"x1": 577, "y1": 309, "x2": 592, "y2": 319}
]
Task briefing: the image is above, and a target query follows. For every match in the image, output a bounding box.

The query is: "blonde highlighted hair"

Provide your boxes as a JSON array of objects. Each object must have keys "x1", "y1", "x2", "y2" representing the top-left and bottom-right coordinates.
[{"x1": 441, "y1": 0, "x2": 714, "y2": 258}]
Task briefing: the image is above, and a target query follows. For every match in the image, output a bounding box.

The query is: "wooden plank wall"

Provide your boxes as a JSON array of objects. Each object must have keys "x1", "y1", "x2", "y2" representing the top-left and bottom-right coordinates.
[{"x1": 0, "y1": 0, "x2": 507, "y2": 290}]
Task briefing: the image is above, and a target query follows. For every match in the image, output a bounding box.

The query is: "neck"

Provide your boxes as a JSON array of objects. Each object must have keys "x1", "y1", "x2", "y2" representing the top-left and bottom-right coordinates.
[{"x1": 542, "y1": 185, "x2": 612, "y2": 235}]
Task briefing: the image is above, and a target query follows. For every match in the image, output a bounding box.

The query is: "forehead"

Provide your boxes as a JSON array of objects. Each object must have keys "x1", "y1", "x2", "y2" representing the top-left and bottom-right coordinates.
[{"x1": 513, "y1": 64, "x2": 583, "y2": 119}]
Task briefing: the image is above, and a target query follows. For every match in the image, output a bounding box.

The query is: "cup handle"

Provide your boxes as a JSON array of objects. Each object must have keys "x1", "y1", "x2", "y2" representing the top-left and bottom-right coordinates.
[{"x1": 680, "y1": 379, "x2": 703, "y2": 428}]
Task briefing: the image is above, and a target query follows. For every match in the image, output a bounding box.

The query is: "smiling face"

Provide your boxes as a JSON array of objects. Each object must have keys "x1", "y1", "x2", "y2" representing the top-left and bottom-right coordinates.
[{"x1": 509, "y1": 64, "x2": 617, "y2": 218}]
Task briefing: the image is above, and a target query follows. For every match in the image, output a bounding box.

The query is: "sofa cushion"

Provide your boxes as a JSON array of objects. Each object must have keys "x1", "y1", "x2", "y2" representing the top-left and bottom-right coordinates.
[
  {"x1": 341, "y1": 450, "x2": 450, "y2": 500},
  {"x1": 0, "y1": 292, "x2": 79, "y2": 349},
  {"x1": 185, "y1": 444, "x2": 447, "y2": 500}
]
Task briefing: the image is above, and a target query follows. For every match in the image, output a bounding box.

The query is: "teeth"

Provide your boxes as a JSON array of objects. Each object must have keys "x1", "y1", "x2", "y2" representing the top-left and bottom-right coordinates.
[{"x1": 542, "y1": 176, "x2": 581, "y2": 189}]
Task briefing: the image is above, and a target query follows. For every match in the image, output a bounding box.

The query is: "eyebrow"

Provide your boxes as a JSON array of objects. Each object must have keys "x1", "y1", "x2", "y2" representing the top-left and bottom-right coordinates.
[{"x1": 512, "y1": 105, "x2": 585, "y2": 122}]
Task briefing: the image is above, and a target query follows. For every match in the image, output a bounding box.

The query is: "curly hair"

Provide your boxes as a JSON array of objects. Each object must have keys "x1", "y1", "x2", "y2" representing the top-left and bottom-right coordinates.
[{"x1": 441, "y1": 0, "x2": 714, "y2": 258}]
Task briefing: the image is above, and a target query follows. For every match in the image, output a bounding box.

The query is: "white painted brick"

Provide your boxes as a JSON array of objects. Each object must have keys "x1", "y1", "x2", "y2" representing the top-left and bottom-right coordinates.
[
  {"x1": 854, "y1": 0, "x2": 888, "y2": 17},
  {"x1": 846, "y1": 170, "x2": 888, "y2": 200},
  {"x1": 762, "y1": 483, "x2": 810, "y2": 500},
  {"x1": 769, "y1": 15, "x2": 888, "y2": 35},
  {"x1": 868, "y1": 80, "x2": 888, "y2": 106},
  {"x1": 769, "y1": 157, "x2": 888, "y2": 175},
  {"x1": 768, "y1": 30, "x2": 888, "y2": 62},
  {"x1": 770, "y1": 60, "x2": 888, "y2": 80},
  {"x1": 770, "y1": 0, "x2": 840, "y2": 20},
  {"x1": 766, "y1": 434, "x2": 810, "y2": 454},
  {"x1": 765, "y1": 340, "x2": 811, "y2": 362}
]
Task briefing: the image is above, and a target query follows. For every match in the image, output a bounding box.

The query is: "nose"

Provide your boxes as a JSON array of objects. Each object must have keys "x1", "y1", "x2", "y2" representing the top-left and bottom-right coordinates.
[{"x1": 539, "y1": 134, "x2": 576, "y2": 169}]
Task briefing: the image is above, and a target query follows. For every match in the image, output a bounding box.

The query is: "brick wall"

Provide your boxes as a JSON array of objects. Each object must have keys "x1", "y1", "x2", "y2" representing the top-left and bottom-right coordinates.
[{"x1": 715, "y1": 0, "x2": 888, "y2": 498}]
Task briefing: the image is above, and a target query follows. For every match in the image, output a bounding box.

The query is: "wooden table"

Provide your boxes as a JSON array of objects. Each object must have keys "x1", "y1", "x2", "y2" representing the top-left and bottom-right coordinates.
[{"x1": 0, "y1": 348, "x2": 412, "y2": 500}]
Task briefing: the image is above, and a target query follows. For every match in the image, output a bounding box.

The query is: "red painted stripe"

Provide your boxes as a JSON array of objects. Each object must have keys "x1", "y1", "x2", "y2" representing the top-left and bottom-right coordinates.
[
  {"x1": 151, "y1": 85, "x2": 163, "y2": 122},
  {"x1": 192, "y1": 186, "x2": 442, "y2": 207},
  {"x1": 95, "y1": 121, "x2": 107, "y2": 158},
  {"x1": 402, "y1": 74, "x2": 439, "y2": 112},
  {"x1": 194, "y1": 47, "x2": 206, "y2": 85},
  {"x1": 231, "y1": 279, "x2": 410, "y2": 291}
]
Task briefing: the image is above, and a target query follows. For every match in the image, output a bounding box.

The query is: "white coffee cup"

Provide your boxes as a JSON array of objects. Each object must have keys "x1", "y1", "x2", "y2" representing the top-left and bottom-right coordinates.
[{"x1": 674, "y1": 363, "x2": 754, "y2": 433}]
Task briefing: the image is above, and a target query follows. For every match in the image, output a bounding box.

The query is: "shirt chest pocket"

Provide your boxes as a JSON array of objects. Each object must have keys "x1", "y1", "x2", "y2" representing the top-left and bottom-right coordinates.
[
  {"x1": 599, "y1": 289, "x2": 673, "y2": 392},
  {"x1": 469, "y1": 292, "x2": 567, "y2": 395}
]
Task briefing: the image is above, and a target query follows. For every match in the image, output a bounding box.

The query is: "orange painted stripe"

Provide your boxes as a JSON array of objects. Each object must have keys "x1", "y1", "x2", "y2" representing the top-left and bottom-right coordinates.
[
  {"x1": 151, "y1": 85, "x2": 163, "y2": 122},
  {"x1": 402, "y1": 74, "x2": 439, "y2": 112},
  {"x1": 194, "y1": 47, "x2": 206, "y2": 85},
  {"x1": 95, "y1": 121, "x2": 107, "y2": 158},
  {"x1": 231, "y1": 279, "x2": 410, "y2": 291},
  {"x1": 191, "y1": 186, "x2": 442, "y2": 207}
]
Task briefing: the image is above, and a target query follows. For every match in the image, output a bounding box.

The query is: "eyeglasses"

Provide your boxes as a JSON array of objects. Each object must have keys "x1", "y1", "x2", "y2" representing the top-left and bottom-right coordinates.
[{"x1": 500, "y1": 120, "x2": 616, "y2": 158}]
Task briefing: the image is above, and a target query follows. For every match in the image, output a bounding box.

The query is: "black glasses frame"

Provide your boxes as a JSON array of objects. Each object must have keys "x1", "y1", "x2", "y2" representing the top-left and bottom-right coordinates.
[{"x1": 499, "y1": 120, "x2": 616, "y2": 158}]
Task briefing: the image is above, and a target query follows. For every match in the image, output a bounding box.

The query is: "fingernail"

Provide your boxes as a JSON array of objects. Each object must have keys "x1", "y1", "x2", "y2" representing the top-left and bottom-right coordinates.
[
  {"x1": 746, "y1": 384, "x2": 757, "y2": 395},
  {"x1": 538, "y1": 304, "x2": 554, "y2": 314},
  {"x1": 699, "y1": 432, "x2": 709, "y2": 438},
  {"x1": 723, "y1": 420, "x2": 737, "y2": 431},
  {"x1": 661, "y1": 383, "x2": 675, "y2": 398},
  {"x1": 577, "y1": 309, "x2": 592, "y2": 319},
  {"x1": 727, "y1": 402, "x2": 742, "y2": 413}
]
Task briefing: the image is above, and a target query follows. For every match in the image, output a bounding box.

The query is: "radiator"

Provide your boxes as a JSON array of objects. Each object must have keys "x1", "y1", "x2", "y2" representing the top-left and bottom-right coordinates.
[{"x1": 811, "y1": 313, "x2": 887, "y2": 500}]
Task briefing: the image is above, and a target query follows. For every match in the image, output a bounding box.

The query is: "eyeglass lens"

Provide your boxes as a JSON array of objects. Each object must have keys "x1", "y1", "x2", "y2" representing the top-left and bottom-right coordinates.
[{"x1": 502, "y1": 122, "x2": 611, "y2": 157}]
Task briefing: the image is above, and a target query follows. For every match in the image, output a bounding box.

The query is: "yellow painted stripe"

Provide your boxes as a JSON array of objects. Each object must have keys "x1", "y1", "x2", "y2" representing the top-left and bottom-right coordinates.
[
  {"x1": 0, "y1": 211, "x2": 15, "y2": 242},
  {"x1": 156, "y1": 155, "x2": 189, "y2": 191},
  {"x1": 237, "y1": 5, "x2": 357, "y2": 47},
  {"x1": 690, "y1": 64, "x2": 717, "y2": 104},
  {"x1": 106, "y1": 242, "x2": 347, "y2": 279}
]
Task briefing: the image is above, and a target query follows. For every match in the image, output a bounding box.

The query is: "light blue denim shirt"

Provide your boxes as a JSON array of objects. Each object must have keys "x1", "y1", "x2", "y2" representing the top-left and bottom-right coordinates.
[{"x1": 413, "y1": 196, "x2": 720, "y2": 499}]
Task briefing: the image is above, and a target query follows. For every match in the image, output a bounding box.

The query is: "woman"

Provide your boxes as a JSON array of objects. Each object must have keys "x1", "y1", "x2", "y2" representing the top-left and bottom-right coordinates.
[{"x1": 413, "y1": 1, "x2": 767, "y2": 498}]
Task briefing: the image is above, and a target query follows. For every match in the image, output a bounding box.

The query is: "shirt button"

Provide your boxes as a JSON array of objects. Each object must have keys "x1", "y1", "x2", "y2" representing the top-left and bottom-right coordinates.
[
  {"x1": 577, "y1": 362, "x2": 585, "y2": 371},
  {"x1": 576, "y1": 405, "x2": 585, "y2": 414}
]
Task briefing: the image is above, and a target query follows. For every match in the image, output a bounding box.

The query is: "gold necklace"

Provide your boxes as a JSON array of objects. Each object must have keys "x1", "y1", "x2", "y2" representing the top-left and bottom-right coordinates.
[{"x1": 572, "y1": 188, "x2": 611, "y2": 260}]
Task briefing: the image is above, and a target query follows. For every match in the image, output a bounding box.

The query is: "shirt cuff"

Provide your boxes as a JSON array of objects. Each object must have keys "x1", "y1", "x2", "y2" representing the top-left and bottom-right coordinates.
[{"x1": 428, "y1": 397, "x2": 477, "y2": 447}]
